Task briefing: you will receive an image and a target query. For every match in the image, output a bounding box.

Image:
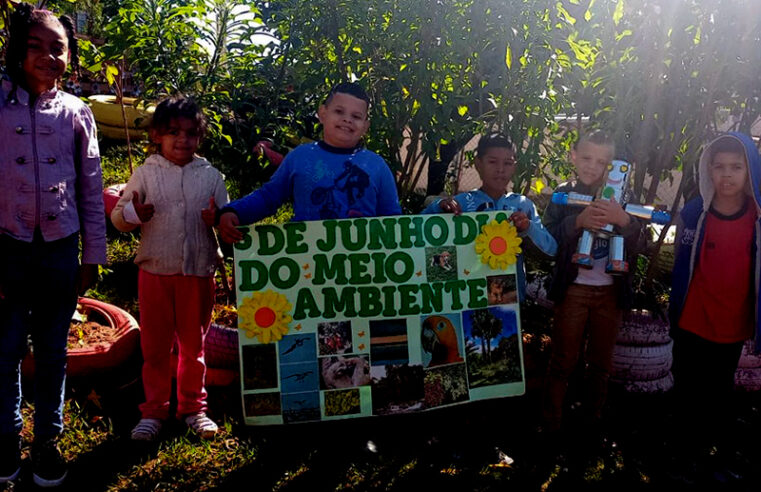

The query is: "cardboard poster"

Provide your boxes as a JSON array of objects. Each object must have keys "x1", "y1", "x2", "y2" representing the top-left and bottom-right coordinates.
[{"x1": 234, "y1": 211, "x2": 525, "y2": 425}]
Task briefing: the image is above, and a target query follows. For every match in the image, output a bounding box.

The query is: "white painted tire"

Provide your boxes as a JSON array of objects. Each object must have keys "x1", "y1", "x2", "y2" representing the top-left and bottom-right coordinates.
[
  {"x1": 617, "y1": 312, "x2": 671, "y2": 345},
  {"x1": 734, "y1": 367, "x2": 761, "y2": 392},
  {"x1": 613, "y1": 340, "x2": 673, "y2": 360},
  {"x1": 612, "y1": 362, "x2": 671, "y2": 381},
  {"x1": 611, "y1": 372, "x2": 674, "y2": 393},
  {"x1": 737, "y1": 340, "x2": 761, "y2": 369}
]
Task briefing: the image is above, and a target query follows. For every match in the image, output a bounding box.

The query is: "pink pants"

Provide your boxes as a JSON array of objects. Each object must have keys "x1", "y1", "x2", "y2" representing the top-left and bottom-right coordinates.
[{"x1": 138, "y1": 269, "x2": 215, "y2": 419}]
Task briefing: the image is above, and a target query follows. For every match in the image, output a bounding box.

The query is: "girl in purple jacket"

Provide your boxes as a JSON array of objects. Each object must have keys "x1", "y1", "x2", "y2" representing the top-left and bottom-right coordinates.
[{"x1": 0, "y1": 5, "x2": 105, "y2": 487}]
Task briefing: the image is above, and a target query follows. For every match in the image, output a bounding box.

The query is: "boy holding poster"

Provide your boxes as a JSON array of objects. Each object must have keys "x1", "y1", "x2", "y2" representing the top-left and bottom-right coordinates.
[
  {"x1": 421, "y1": 133, "x2": 557, "y2": 301},
  {"x1": 540, "y1": 130, "x2": 643, "y2": 437},
  {"x1": 216, "y1": 82, "x2": 401, "y2": 239}
]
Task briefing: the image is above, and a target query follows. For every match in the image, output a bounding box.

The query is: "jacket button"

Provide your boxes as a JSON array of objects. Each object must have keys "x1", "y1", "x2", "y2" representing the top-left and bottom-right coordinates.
[
  {"x1": 15, "y1": 126, "x2": 23, "y2": 134},
  {"x1": 47, "y1": 157, "x2": 56, "y2": 164},
  {"x1": 47, "y1": 215, "x2": 57, "y2": 221},
  {"x1": 16, "y1": 157, "x2": 25, "y2": 164}
]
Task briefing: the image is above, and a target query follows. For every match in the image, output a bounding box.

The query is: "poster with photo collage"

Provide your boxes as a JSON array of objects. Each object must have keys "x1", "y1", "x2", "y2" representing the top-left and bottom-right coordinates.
[{"x1": 234, "y1": 211, "x2": 525, "y2": 425}]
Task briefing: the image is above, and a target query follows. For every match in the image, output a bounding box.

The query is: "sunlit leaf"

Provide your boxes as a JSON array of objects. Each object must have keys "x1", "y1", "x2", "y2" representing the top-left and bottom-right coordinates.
[{"x1": 613, "y1": 0, "x2": 624, "y2": 26}]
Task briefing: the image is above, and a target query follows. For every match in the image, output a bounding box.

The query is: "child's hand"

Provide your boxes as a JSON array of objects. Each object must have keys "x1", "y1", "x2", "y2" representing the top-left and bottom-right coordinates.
[
  {"x1": 439, "y1": 197, "x2": 462, "y2": 215},
  {"x1": 132, "y1": 191, "x2": 155, "y2": 223},
  {"x1": 218, "y1": 212, "x2": 243, "y2": 243},
  {"x1": 589, "y1": 198, "x2": 631, "y2": 228},
  {"x1": 575, "y1": 203, "x2": 608, "y2": 230},
  {"x1": 202, "y1": 196, "x2": 217, "y2": 227},
  {"x1": 510, "y1": 211, "x2": 530, "y2": 232}
]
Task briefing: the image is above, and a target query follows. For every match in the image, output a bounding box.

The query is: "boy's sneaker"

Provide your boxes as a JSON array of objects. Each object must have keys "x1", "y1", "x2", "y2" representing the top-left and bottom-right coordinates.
[
  {"x1": 131, "y1": 418, "x2": 162, "y2": 441},
  {"x1": 0, "y1": 434, "x2": 21, "y2": 484},
  {"x1": 32, "y1": 438, "x2": 67, "y2": 488},
  {"x1": 185, "y1": 412, "x2": 218, "y2": 439}
]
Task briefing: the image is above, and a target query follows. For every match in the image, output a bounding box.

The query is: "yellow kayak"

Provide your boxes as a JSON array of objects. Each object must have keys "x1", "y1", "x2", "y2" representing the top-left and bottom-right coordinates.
[
  {"x1": 88, "y1": 95, "x2": 155, "y2": 129},
  {"x1": 96, "y1": 122, "x2": 147, "y2": 141}
]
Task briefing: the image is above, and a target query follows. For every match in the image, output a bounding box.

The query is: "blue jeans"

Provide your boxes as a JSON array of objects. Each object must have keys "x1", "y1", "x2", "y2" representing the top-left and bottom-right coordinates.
[{"x1": 0, "y1": 232, "x2": 79, "y2": 439}]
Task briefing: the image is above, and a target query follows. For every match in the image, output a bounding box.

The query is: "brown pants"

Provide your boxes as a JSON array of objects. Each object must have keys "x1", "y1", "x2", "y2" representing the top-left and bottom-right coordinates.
[{"x1": 542, "y1": 283, "x2": 622, "y2": 430}]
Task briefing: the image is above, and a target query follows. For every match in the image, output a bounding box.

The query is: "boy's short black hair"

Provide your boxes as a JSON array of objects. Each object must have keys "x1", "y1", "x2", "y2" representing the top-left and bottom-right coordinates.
[
  {"x1": 574, "y1": 129, "x2": 615, "y2": 151},
  {"x1": 150, "y1": 95, "x2": 207, "y2": 138},
  {"x1": 323, "y1": 82, "x2": 370, "y2": 109},
  {"x1": 709, "y1": 136, "x2": 746, "y2": 161},
  {"x1": 477, "y1": 133, "x2": 516, "y2": 157}
]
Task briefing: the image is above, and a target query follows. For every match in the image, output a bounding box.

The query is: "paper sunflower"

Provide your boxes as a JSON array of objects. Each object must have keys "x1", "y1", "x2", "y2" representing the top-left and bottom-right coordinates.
[
  {"x1": 474, "y1": 220, "x2": 522, "y2": 269},
  {"x1": 238, "y1": 290, "x2": 293, "y2": 343}
]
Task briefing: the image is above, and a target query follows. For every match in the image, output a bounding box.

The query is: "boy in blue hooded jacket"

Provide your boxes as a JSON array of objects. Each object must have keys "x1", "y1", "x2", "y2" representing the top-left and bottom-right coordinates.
[
  {"x1": 669, "y1": 132, "x2": 761, "y2": 470},
  {"x1": 421, "y1": 133, "x2": 557, "y2": 301}
]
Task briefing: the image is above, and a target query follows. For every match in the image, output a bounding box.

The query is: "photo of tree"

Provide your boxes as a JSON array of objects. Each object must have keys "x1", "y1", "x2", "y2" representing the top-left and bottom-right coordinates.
[
  {"x1": 371, "y1": 363, "x2": 425, "y2": 415},
  {"x1": 462, "y1": 307, "x2": 522, "y2": 388}
]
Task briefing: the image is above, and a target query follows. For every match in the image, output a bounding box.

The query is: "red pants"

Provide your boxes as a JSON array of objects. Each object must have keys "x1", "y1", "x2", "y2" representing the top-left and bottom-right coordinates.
[
  {"x1": 542, "y1": 283, "x2": 622, "y2": 430},
  {"x1": 138, "y1": 269, "x2": 215, "y2": 419}
]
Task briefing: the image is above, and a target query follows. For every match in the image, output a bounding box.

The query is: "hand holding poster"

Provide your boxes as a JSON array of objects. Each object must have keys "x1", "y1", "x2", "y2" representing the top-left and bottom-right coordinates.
[{"x1": 234, "y1": 211, "x2": 526, "y2": 425}]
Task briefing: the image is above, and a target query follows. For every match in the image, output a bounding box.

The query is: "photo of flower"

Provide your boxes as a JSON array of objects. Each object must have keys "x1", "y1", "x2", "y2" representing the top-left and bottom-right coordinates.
[
  {"x1": 474, "y1": 220, "x2": 522, "y2": 269},
  {"x1": 238, "y1": 290, "x2": 292, "y2": 343}
]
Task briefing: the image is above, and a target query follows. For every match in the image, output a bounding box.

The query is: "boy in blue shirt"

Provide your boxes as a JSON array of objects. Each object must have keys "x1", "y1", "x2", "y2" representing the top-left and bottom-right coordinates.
[
  {"x1": 217, "y1": 82, "x2": 401, "y2": 240},
  {"x1": 421, "y1": 133, "x2": 557, "y2": 300}
]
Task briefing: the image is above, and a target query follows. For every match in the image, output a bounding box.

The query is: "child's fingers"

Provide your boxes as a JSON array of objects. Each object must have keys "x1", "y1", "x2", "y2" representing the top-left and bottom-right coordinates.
[
  {"x1": 132, "y1": 190, "x2": 140, "y2": 205},
  {"x1": 209, "y1": 196, "x2": 216, "y2": 210}
]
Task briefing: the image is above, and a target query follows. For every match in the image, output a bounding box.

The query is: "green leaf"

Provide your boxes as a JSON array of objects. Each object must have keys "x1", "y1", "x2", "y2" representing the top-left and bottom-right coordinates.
[
  {"x1": 613, "y1": 0, "x2": 624, "y2": 26},
  {"x1": 412, "y1": 99, "x2": 421, "y2": 116},
  {"x1": 457, "y1": 105, "x2": 468, "y2": 116},
  {"x1": 556, "y1": 4, "x2": 576, "y2": 25},
  {"x1": 105, "y1": 65, "x2": 119, "y2": 85},
  {"x1": 505, "y1": 44, "x2": 513, "y2": 69}
]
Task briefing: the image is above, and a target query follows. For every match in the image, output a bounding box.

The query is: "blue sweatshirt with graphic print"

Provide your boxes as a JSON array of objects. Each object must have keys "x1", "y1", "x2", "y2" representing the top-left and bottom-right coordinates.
[
  {"x1": 226, "y1": 141, "x2": 402, "y2": 223},
  {"x1": 422, "y1": 190, "x2": 557, "y2": 301}
]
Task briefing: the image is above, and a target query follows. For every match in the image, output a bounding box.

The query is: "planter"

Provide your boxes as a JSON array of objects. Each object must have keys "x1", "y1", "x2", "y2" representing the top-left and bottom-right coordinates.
[
  {"x1": 22, "y1": 298, "x2": 140, "y2": 379},
  {"x1": 610, "y1": 309, "x2": 674, "y2": 393}
]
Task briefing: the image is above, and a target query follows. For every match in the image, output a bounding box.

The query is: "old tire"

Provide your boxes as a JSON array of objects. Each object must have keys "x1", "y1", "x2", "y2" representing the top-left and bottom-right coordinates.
[
  {"x1": 22, "y1": 297, "x2": 140, "y2": 379},
  {"x1": 618, "y1": 310, "x2": 671, "y2": 346},
  {"x1": 737, "y1": 340, "x2": 761, "y2": 369},
  {"x1": 204, "y1": 323, "x2": 239, "y2": 370},
  {"x1": 734, "y1": 367, "x2": 761, "y2": 392},
  {"x1": 611, "y1": 372, "x2": 674, "y2": 393}
]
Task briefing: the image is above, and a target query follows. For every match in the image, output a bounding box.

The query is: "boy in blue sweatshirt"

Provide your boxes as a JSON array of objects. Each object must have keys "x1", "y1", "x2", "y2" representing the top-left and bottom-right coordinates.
[
  {"x1": 421, "y1": 133, "x2": 557, "y2": 301},
  {"x1": 217, "y1": 82, "x2": 401, "y2": 240},
  {"x1": 668, "y1": 132, "x2": 761, "y2": 478}
]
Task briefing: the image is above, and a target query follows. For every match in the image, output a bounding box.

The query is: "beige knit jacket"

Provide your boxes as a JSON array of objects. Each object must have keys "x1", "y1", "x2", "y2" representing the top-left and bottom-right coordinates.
[{"x1": 111, "y1": 154, "x2": 229, "y2": 277}]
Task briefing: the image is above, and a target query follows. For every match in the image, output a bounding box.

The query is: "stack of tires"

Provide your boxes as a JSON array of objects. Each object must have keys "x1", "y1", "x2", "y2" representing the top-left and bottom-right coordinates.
[
  {"x1": 611, "y1": 310, "x2": 674, "y2": 393},
  {"x1": 204, "y1": 323, "x2": 240, "y2": 387},
  {"x1": 734, "y1": 340, "x2": 761, "y2": 391}
]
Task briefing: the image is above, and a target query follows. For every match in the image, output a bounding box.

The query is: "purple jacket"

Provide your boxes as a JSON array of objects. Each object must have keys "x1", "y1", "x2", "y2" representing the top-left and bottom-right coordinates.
[{"x1": 0, "y1": 80, "x2": 106, "y2": 264}]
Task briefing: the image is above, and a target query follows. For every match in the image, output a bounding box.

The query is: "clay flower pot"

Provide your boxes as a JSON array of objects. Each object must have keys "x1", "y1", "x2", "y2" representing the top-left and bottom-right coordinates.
[{"x1": 22, "y1": 297, "x2": 140, "y2": 379}]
